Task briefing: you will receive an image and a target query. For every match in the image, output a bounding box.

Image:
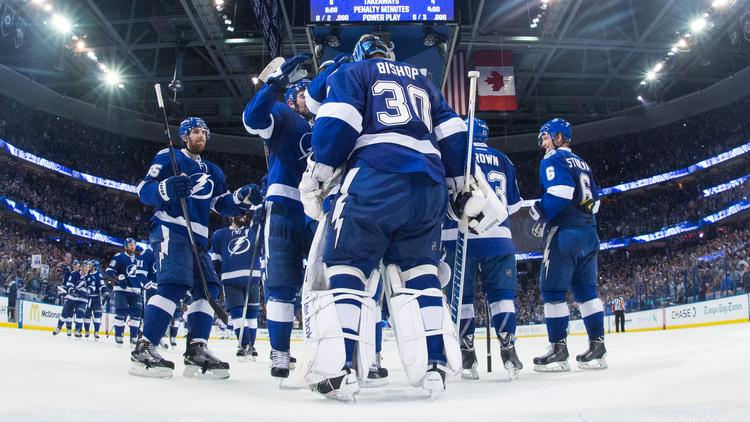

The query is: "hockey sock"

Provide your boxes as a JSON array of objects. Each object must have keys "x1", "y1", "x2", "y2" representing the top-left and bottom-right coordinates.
[
  {"x1": 406, "y1": 276, "x2": 446, "y2": 364},
  {"x1": 113, "y1": 316, "x2": 125, "y2": 338},
  {"x1": 128, "y1": 319, "x2": 141, "y2": 339},
  {"x1": 187, "y1": 284, "x2": 220, "y2": 343},
  {"x1": 142, "y1": 284, "x2": 186, "y2": 345},
  {"x1": 488, "y1": 289, "x2": 517, "y2": 337},
  {"x1": 459, "y1": 308, "x2": 476, "y2": 338},
  {"x1": 330, "y1": 274, "x2": 365, "y2": 367},
  {"x1": 84, "y1": 320, "x2": 91, "y2": 333},
  {"x1": 248, "y1": 306, "x2": 259, "y2": 345},
  {"x1": 572, "y1": 285, "x2": 605, "y2": 340},
  {"x1": 170, "y1": 320, "x2": 179, "y2": 339},
  {"x1": 266, "y1": 286, "x2": 296, "y2": 352},
  {"x1": 56, "y1": 319, "x2": 65, "y2": 330},
  {"x1": 229, "y1": 306, "x2": 252, "y2": 346},
  {"x1": 375, "y1": 319, "x2": 383, "y2": 354},
  {"x1": 93, "y1": 316, "x2": 101, "y2": 333}
]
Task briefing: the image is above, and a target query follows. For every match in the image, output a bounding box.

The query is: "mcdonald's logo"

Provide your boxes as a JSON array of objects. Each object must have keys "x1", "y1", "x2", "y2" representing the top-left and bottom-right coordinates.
[{"x1": 29, "y1": 303, "x2": 41, "y2": 321}]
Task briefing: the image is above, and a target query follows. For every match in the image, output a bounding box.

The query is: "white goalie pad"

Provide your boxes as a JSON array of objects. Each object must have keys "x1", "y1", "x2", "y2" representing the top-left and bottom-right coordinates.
[
  {"x1": 302, "y1": 264, "x2": 380, "y2": 384},
  {"x1": 302, "y1": 289, "x2": 377, "y2": 384},
  {"x1": 302, "y1": 218, "x2": 329, "y2": 295},
  {"x1": 384, "y1": 265, "x2": 462, "y2": 387}
]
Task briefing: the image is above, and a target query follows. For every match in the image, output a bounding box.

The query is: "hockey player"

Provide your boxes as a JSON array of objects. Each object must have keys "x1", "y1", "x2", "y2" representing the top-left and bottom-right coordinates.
[
  {"x1": 529, "y1": 118, "x2": 607, "y2": 372},
  {"x1": 53, "y1": 259, "x2": 80, "y2": 336},
  {"x1": 130, "y1": 116, "x2": 261, "y2": 379},
  {"x1": 53, "y1": 260, "x2": 90, "y2": 338},
  {"x1": 168, "y1": 292, "x2": 191, "y2": 347},
  {"x1": 300, "y1": 34, "x2": 502, "y2": 401},
  {"x1": 443, "y1": 118, "x2": 524, "y2": 380},
  {"x1": 242, "y1": 54, "x2": 313, "y2": 379},
  {"x1": 84, "y1": 260, "x2": 105, "y2": 339},
  {"x1": 138, "y1": 247, "x2": 158, "y2": 304},
  {"x1": 105, "y1": 238, "x2": 143, "y2": 346},
  {"x1": 211, "y1": 214, "x2": 262, "y2": 361}
]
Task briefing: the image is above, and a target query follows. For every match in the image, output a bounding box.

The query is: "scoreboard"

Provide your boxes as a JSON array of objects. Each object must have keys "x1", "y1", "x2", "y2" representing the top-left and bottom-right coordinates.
[{"x1": 309, "y1": 0, "x2": 456, "y2": 23}]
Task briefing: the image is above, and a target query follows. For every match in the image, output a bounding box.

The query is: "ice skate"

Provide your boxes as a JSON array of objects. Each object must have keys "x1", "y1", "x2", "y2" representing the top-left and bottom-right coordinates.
[
  {"x1": 159, "y1": 338, "x2": 169, "y2": 350},
  {"x1": 183, "y1": 341, "x2": 230, "y2": 379},
  {"x1": 499, "y1": 333, "x2": 523, "y2": 380},
  {"x1": 94, "y1": 332, "x2": 100, "y2": 341},
  {"x1": 576, "y1": 336, "x2": 607, "y2": 370},
  {"x1": 84, "y1": 331, "x2": 90, "y2": 338},
  {"x1": 129, "y1": 339, "x2": 174, "y2": 378},
  {"x1": 270, "y1": 349, "x2": 290, "y2": 379},
  {"x1": 170, "y1": 337, "x2": 177, "y2": 347},
  {"x1": 422, "y1": 362, "x2": 447, "y2": 398},
  {"x1": 52, "y1": 327, "x2": 61, "y2": 336},
  {"x1": 236, "y1": 344, "x2": 253, "y2": 362},
  {"x1": 129, "y1": 337, "x2": 138, "y2": 349},
  {"x1": 310, "y1": 367, "x2": 360, "y2": 403},
  {"x1": 74, "y1": 329, "x2": 82, "y2": 339},
  {"x1": 362, "y1": 353, "x2": 389, "y2": 388},
  {"x1": 533, "y1": 339, "x2": 570, "y2": 372},
  {"x1": 460, "y1": 334, "x2": 479, "y2": 380},
  {"x1": 115, "y1": 336, "x2": 124, "y2": 347}
]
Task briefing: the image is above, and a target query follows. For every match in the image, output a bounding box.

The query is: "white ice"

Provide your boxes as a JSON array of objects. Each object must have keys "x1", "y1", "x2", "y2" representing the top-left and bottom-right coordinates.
[{"x1": 1, "y1": 324, "x2": 749, "y2": 422}]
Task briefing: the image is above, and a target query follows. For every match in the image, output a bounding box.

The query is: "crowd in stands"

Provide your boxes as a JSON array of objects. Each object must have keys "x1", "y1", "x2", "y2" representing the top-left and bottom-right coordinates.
[
  {"x1": 511, "y1": 95, "x2": 750, "y2": 197},
  {"x1": 0, "y1": 217, "x2": 114, "y2": 304},
  {"x1": 0, "y1": 95, "x2": 266, "y2": 188}
]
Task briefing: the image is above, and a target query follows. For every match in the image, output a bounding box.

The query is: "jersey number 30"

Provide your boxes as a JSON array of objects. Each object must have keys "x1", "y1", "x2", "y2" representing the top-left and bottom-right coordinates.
[{"x1": 372, "y1": 81, "x2": 432, "y2": 131}]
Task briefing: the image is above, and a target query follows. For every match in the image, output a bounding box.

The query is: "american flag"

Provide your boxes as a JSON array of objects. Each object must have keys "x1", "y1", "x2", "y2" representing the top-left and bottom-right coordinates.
[{"x1": 442, "y1": 51, "x2": 467, "y2": 117}]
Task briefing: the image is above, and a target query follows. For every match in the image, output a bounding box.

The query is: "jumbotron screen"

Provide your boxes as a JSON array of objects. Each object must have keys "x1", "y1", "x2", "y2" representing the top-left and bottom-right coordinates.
[{"x1": 309, "y1": 0, "x2": 456, "y2": 23}]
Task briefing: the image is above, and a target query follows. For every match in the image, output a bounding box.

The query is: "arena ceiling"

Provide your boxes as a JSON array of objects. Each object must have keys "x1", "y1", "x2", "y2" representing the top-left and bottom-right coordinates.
[{"x1": 1, "y1": 0, "x2": 749, "y2": 138}]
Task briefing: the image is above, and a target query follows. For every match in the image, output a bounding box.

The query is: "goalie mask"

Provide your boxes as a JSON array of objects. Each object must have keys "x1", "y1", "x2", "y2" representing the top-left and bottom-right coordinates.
[{"x1": 352, "y1": 34, "x2": 392, "y2": 62}]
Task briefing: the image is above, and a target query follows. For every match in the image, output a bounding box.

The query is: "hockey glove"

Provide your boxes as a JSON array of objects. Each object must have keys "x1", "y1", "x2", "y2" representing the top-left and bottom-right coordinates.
[
  {"x1": 143, "y1": 281, "x2": 157, "y2": 291},
  {"x1": 233, "y1": 184, "x2": 263, "y2": 210},
  {"x1": 528, "y1": 202, "x2": 547, "y2": 238},
  {"x1": 447, "y1": 166, "x2": 508, "y2": 236},
  {"x1": 157, "y1": 175, "x2": 195, "y2": 204},
  {"x1": 267, "y1": 54, "x2": 310, "y2": 92},
  {"x1": 251, "y1": 203, "x2": 265, "y2": 226},
  {"x1": 299, "y1": 156, "x2": 342, "y2": 221}
]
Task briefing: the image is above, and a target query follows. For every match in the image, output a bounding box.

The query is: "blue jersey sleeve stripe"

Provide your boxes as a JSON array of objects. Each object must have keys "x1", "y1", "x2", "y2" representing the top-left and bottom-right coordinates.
[
  {"x1": 317, "y1": 102, "x2": 363, "y2": 133},
  {"x1": 243, "y1": 112, "x2": 274, "y2": 139},
  {"x1": 354, "y1": 133, "x2": 441, "y2": 157},
  {"x1": 547, "y1": 185, "x2": 575, "y2": 199},
  {"x1": 434, "y1": 117, "x2": 467, "y2": 142}
]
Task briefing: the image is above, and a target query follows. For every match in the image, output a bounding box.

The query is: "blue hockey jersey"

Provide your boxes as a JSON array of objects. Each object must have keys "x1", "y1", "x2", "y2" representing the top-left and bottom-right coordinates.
[
  {"x1": 305, "y1": 61, "x2": 344, "y2": 116},
  {"x1": 536, "y1": 147, "x2": 600, "y2": 228},
  {"x1": 105, "y1": 252, "x2": 141, "y2": 294},
  {"x1": 64, "y1": 271, "x2": 89, "y2": 303},
  {"x1": 86, "y1": 270, "x2": 105, "y2": 297},
  {"x1": 135, "y1": 249, "x2": 157, "y2": 289},
  {"x1": 442, "y1": 143, "x2": 522, "y2": 257},
  {"x1": 137, "y1": 148, "x2": 243, "y2": 246},
  {"x1": 242, "y1": 84, "x2": 312, "y2": 208},
  {"x1": 210, "y1": 226, "x2": 262, "y2": 287},
  {"x1": 311, "y1": 58, "x2": 467, "y2": 183}
]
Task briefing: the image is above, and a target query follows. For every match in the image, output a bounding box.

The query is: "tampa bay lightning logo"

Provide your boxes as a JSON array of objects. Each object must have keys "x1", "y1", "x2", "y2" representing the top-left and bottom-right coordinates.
[
  {"x1": 126, "y1": 264, "x2": 138, "y2": 278},
  {"x1": 228, "y1": 237, "x2": 251, "y2": 256},
  {"x1": 189, "y1": 173, "x2": 214, "y2": 200},
  {"x1": 299, "y1": 132, "x2": 312, "y2": 160}
]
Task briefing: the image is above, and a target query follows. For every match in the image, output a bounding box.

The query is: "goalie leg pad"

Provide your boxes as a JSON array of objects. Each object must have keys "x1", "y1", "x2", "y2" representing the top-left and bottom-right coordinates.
[
  {"x1": 385, "y1": 265, "x2": 462, "y2": 387},
  {"x1": 302, "y1": 288, "x2": 376, "y2": 385}
]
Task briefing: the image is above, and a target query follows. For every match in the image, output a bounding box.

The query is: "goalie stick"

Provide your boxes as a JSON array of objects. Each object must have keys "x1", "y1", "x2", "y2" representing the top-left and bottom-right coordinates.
[{"x1": 449, "y1": 70, "x2": 481, "y2": 334}]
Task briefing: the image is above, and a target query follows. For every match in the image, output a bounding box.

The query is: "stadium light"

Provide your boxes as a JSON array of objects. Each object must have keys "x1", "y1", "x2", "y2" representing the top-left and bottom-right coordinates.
[
  {"x1": 711, "y1": 0, "x2": 729, "y2": 8},
  {"x1": 653, "y1": 62, "x2": 664, "y2": 72},
  {"x1": 637, "y1": 95, "x2": 644, "y2": 102},
  {"x1": 50, "y1": 14, "x2": 72, "y2": 34},
  {"x1": 690, "y1": 17, "x2": 707, "y2": 33},
  {"x1": 645, "y1": 71, "x2": 657, "y2": 81},
  {"x1": 43, "y1": 3, "x2": 52, "y2": 12},
  {"x1": 103, "y1": 71, "x2": 122, "y2": 87},
  {"x1": 251, "y1": 77, "x2": 259, "y2": 85},
  {"x1": 75, "y1": 40, "x2": 86, "y2": 51}
]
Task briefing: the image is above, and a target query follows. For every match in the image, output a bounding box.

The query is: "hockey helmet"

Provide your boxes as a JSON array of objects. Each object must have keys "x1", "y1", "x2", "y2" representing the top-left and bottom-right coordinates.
[
  {"x1": 285, "y1": 79, "x2": 311, "y2": 104},
  {"x1": 178, "y1": 117, "x2": 211, "y2": 144},
  {"x1": 465, "y1": 118, "x2": 489, "y2": 144},
  {"x1": 538, "y1": 118, "x2": 572, "y2": 147}
]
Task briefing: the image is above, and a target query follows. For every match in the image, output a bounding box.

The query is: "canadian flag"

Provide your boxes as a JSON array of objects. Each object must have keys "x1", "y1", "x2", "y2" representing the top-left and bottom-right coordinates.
[{"x1": 474, "y1": 50, "x2": 517, "y2": 111}]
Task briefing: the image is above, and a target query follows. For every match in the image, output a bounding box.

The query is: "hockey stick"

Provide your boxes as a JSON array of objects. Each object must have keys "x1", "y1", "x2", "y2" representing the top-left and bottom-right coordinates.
[
  {"x1": 153, "y1": 84, "x2": 229, "y2": 324},
  {"x1": 485, "y1": 298, "x2": 492, "y2": 373},
  {"x1": 237, "y1": 218, "x2": 263, "y2": 351},
  {"x1": 449, "y1": 70, "x2": 481, "y2": 333}
]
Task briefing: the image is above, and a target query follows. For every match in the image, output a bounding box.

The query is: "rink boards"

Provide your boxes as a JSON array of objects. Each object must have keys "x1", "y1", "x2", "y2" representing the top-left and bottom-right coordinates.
[{"x1": 1, "y1": 294, "x2": 748, "y2": 339}]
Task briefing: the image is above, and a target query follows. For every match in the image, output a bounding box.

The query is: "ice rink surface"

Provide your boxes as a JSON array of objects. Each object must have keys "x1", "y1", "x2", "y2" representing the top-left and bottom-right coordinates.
[{"x1": 2, "y1": 324, "x2": 749, "y2": 422}]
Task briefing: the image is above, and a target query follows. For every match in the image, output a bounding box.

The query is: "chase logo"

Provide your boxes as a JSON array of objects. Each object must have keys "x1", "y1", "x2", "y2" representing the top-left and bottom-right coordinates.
[
  {"x1": 190, "y1": 173, "x2": 214, "y2": 200},
  {"x1": 228, "y1": 237, "x2": 251, "y2": 256}
]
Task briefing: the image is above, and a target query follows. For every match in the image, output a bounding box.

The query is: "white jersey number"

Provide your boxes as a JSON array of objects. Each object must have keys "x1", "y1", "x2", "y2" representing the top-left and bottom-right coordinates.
[
  {"x1": 372, "y1": 81, "x2": 432, "y2": 131},
  {"x1": 487, "y1": 171, "x2": 507, "y2": 199}
]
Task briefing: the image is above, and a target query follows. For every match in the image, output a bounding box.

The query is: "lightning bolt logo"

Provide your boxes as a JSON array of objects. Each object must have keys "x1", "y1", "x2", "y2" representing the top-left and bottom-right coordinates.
[
  {"x1": 228, "y1": 237, "x2": 251, "y2": 256},
  {"x1": 190, "y1": 173, "x2": 214, "y2": 199}
]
